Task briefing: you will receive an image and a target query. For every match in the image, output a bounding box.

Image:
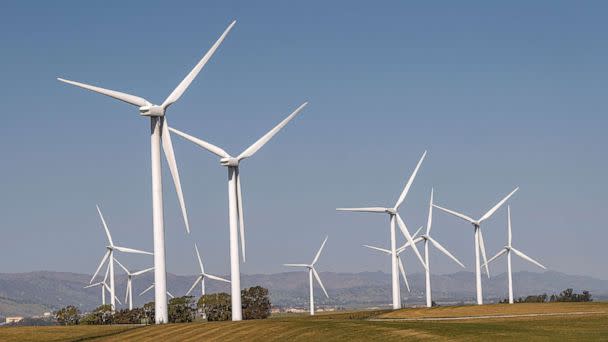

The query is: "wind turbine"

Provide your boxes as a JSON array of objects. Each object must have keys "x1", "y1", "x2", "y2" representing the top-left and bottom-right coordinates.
[
  {"x1": 168, "y1": 102, "x2": 308, "y2": 320},
  {"x1": 336, "y1": 151, "x2": 429, "y2": 310},
  {"x1": 140, "y1": 284, "x2": 174, "y2": 299},
  {"x1": 186, "y1": 244, "x2": 230, "y2": 297},
  {"x1": 283, "y1": 236, "x2": 329, "y2": 316},
  {"x1": 91, "y1": 205, "x2": 152, "y2": 312},
  {"x1": 433, "y1": 187, "x2": 518, "y2": 305},
  {"x1": 363, "y1": 227, "x2": 423, "y2": 295},
  {"x1": 84, "y1": 262, "x2": 111, "y2": 306},
  {"x1": 114, "y1": 259, "x2": 154, "y2": 310},
  {"x1": 484, "y1": 206, "x2": 546, "y2": 304},
  {"x1": 58, "y1": 21, "x2": 236, "y2": 323},
  {"x1": 415, "y1": 189, "x2": 466, "y2": 307}
]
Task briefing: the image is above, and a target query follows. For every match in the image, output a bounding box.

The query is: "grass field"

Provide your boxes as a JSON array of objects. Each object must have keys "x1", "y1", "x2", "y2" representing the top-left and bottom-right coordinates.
[{"x1": 1, "y1": 302, "x2": 606, "y2": 341}]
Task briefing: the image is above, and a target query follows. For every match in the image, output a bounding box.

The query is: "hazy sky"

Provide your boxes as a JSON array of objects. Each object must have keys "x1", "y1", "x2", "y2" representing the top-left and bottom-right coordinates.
[{"x1": 0, "y1": 1, "x2": 606, "y2": 280}]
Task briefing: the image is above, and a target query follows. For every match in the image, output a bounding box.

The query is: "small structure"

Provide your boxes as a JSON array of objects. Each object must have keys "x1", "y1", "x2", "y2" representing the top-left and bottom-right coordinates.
[{"x1": 5, "y1": 316, "x2": 23, "y2": 324}]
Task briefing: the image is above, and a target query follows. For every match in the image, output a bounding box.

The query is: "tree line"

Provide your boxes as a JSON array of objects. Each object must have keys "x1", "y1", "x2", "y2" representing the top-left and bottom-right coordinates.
[
  {"x1": 55, "y1": 286, "x2": 271, "y2": 325},
  {"x1": 499, "y1": 288, "x2": 593, "y2": 304}
]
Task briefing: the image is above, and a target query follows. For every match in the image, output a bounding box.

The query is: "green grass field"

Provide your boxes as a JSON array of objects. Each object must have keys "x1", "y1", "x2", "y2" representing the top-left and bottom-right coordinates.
[{"x1": 1, "y1": 302, "x2": 606, "y2": 341}]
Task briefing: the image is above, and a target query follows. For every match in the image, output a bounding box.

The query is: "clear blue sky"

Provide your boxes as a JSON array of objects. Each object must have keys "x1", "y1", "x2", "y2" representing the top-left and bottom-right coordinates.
[{"x1": 0, "y1": 1, "x2": 606, "y2": 280}]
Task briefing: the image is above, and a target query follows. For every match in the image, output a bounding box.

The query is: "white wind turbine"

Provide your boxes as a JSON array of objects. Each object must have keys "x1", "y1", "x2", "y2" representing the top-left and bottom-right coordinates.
[
  {"x1": 433, "y1": 187, "x2": 518, "y2": 305},
  {"x1": 186, "y1": 244, "x2": 230, "y2": 297},
  {"x1": 114, "y1": 259, "x2": 154, "y2": 310},
  {"x1": 91, "y1": 205, "x2": 152, "y2": 312},
  {"x1": 415, "y1": 189, "x2": 466, "y2": 307},
  {"x1": 363, "y1": 227, "x2": 423, "y2": 295},
  {"x1": 484, "y1": 206, "x2": 546, "y2": 304},
  {"x1": 140, "y1": 284, "x2": 174, "y2": 299},
  {"x1": 168, "y1": 102, "x2": 308, "y2": 321},
  {"x1": 336, "y1": 151, "x2": 429, "y2": 310},
  {"x1": 84, "y1": 263, "x2": 112, "y2": 306},
  {"x1": 58, "y1": 21, "x2": 236, "y2": 323},
  {"x1": 283, "y1": 236, "x2": 329, "y2": 316}
]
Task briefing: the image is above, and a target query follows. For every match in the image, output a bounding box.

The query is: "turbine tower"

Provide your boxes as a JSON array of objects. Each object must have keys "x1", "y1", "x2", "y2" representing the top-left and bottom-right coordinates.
[
  {"x1": 417, "y1": 189, "x2": 465, "y2": 307},
  {"x1": 57, "y1": 21, "x2": 236, "y2": 323},
  {"x1": 283, "y1": 236, "x2": 329, "y2": 316},
  {"x1": 91, "y1": 205, "x2": 152, "y2": 312},
  {"x1": 168, "y1": 102, "x2": 308, "y2": 321},
  {"x1": 186, "y1": 243, "x2": 231, "y2": 297},
  {"x1": 363, "y1": 227, "x2": 423, "y2": 296},
  {"x1": 114, "y1": 259, "x2": 154, "y2": 310},
  {"x1": 433, "y1": 187, "x2": 518, "y2": 305},
  {"x1": 484, "y1": 206, "x2": 546, "y2": 304},
  {"x1": 336, "y1": 151, "x2": 429, "y2": 310}
]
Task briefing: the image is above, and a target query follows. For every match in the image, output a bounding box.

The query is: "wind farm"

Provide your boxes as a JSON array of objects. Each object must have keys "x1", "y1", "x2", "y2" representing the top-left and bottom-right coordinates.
[{"x1": 0, "y1": 1, "x2": 606, "y2": 341}]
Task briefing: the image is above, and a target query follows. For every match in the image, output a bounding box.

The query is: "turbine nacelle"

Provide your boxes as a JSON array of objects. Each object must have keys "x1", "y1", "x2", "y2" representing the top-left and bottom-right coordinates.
[
  {"x1": 220, "y1": 157, "x2": 239, "y2": 167},
  {"x1": 385, "y1": 208, "x2": 397, "y2": 215},
  {"x1": 139, "y1": 105, "x2": 165, "y2": 117}
]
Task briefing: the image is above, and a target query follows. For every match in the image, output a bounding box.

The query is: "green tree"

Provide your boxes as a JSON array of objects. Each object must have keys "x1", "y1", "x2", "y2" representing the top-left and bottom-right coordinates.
[
  {"x1": 55, "y1": 305, "x2": 80, "y2": 325},
  {"x1": 143, "y1": 301, "x2": 155, "y2": 324},
  {"x1": 80, "y1": 305, "x2": 113, "y2": 325},
  {"x1": 168, "y1": 296, "x2": 196, "y2": 323},
  {"x1": 198, "y1": 292, "x2": 232, "y2": 321},
  {"x1": 242, "y1": 286, "x2": 271, "y2": 320},
  {"x1": 113, "y1": 308, "x2": 146, "y2": 324}
]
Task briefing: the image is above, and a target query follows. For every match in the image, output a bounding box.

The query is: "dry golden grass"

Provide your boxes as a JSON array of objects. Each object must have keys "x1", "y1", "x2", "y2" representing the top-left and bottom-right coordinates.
[{"x1": 0, "y1": 325, "x2": 139, "y2": 342}]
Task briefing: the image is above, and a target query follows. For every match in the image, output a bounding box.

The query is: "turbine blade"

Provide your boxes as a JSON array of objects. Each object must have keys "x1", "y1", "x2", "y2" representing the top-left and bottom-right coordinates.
[
  {"x1": 91, "y1": 250, "x2": 111, "y2": 283},
  {"x1": 161, "y1": 20, "x2": 237, "y2": 109},
  {"x1": 115, "y1": 295, "x2": 122, "y2": 305},
  {"x1": 426, "y1": 188, "x2": 434, "y2": 234},
  {"x1": 484, "y1": 248, "x2": 508, "y2": 268},
  {"x1": 398, "y1": 256, "x2": 410, "y2": 292},
  {"x1": 362, "y1": 244, "x2": 391, "y2": 254},
  {"x1": 194, "y1": 243, "x2": 205, "y2": 274},
  {"x1": 312, "y1": 236, "x2": 328, "y2": 265},
  {"x1": 103, "y1": 260, "x2": 110, "y2": 283},
  {"x1": 478, "y1": 229, "x2": 490, "y2": 277},
  {"x1": 433, "y1": 204, "x2": 476, "y2": 224},
  {"x1": 396, "y1": 236, "x2": 424, "y2": 255},
  {"x1": 57, "y1": 78, "x2": 149, "y2": 107},
  {"x1": 96, "y1": 205, "x2": 114, "y2": 246},
  {"x1": 203, "y1": 273, "x2": 231, "y2": 283},
  {"x1": 479, "y1": 187, "x2": 519, "y2": 223},
  {"x1": 84, "y1": 282, "x2": 102, "y2": 289},
  {"x1": 511, "y1": 247, "x2": 546, "y2": 269},
  {"x1": 413, "y1": 226, "x2": 423, "y2": 238},
  {"x1": 312, "y1": 268, "x2": 329, "y2": 298},
  {"x1": 283, "y1": 264, "x2": 309, "y2": 267},
  {"x1": 162, "y1": 119, "x2": 190, "y2": 234},
  {"x1": 186, "y1": 275, "x2": 203, "y2": 296},
  {"x1": 132, "y1": 267, "x2": 155, "y2": 276},
  {"x1": 428, "y1": 236, "x2": 465, "y2": 268},
  {"x1": 396, "y1": 214, "x2": 428, "y2": 271},
  {"x1": 508, "y1": 205, "x2": 512, "y2": 246},
  {"x1": 139, "y1": 284, "x2": 154, "y2": 296},
  {"x1": 114, "y1": 246, "x2": 153, "y2": 255},
  {"x1": 395, "y1": 151, "x2": 427, "y2": 209},
  {"x1": 167, "y1": 291, "x2": 175, "y2": 299},
  {"x1": 335, "y1": 207, "x2": 387, "y2": 213},
  {"x1": 236, "y1": 168, "x2": 246, "y2": 262},
  {"x1": 237, "y1": 102, "x2": 308, "y2": 160},
  {"x1": 114, "y1": 258, "x2": 130, "y2": 275},
  {"x1": 168, "y1": 127, "x2": 230, "y2": 158}
]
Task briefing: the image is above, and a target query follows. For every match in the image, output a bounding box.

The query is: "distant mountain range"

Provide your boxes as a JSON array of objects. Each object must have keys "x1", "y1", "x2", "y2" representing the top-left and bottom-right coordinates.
[{"x1": 0, "y1": 270, "x2": 606, "y2": 317}]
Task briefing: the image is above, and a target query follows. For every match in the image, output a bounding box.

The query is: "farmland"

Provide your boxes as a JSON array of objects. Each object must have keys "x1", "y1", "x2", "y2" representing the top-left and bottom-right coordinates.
[{"x1": 1, "y1": 302, "x2": 606, "y2": 341}]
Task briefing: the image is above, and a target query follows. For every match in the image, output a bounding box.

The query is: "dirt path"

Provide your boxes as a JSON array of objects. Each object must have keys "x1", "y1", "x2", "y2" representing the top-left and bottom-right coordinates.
[{"x1": 369, "y1": 310, "x2": 607, "y2": 321}]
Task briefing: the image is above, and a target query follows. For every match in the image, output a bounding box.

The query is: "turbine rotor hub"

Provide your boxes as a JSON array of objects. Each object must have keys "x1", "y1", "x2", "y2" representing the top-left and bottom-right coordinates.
[
  {"x1": 220, "y1": 157, "x2": 239, "y2": 167},
  {"x1": 139, "y1": 105, "x2": 165, "y2": 117},
  {"x1": 386, "y1": 208, "x2": 397, "y2": 215}
]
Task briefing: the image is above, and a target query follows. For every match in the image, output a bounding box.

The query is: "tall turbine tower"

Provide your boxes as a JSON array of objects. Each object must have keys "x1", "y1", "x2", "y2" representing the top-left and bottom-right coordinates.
[
  {"x1": 417, "y1": 189, "x2": 465, "y2": 307},
  {"x1": 283, "y1": 236, "x2": 329, "y2": 316},
  {"x1": 363, "y1": 227, "x2": 423, "y2": 296},
  {"x1": 484, "y1": 206, "x2": 546, "y2": 304},
  {"x1": 336, "y1": 151, "x2": 429, "y2": 310},
  {"x1": 114, "y1": 259, "x2": 154, "y2": 310},
  {"x1": 168, "y1": 102, "x2": 307, "y2": 320},
  {"x1": 433, "y1": 187, "x2": 518, "y2": 305},
  {"x1": 57, "y1": 21, "x2": 236, "y2": 322},
  {"x1": 91, "y1": 206, "x2": 152, "y2": 312}
]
